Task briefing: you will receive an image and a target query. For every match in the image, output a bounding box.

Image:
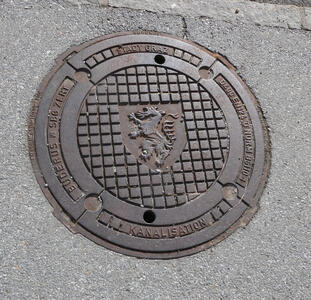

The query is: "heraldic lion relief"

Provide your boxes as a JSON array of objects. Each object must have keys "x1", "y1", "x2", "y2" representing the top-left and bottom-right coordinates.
[
  {"x1": 128, "y1": 106, "x2": 180, "y2": 167},
  {"x1": 118, "y1": 102, "x2": 187, "y2": 172}
]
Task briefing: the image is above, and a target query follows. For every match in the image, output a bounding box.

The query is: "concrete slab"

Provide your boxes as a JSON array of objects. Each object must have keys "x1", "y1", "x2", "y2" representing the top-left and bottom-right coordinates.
[{"x1": 109, "y1": 0, "x2": 303, "y2": 29}]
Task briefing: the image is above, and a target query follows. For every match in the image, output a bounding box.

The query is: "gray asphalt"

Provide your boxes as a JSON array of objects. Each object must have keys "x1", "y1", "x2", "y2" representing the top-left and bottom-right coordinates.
[{"x1": 0, "y1": 1, "x2": 310, "y2": 299}]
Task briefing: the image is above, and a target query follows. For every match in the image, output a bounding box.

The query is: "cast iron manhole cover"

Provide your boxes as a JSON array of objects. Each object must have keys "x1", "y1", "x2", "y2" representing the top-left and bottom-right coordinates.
[{"x1": 28, "y1": 32, "x2": 270, "y2": 258}]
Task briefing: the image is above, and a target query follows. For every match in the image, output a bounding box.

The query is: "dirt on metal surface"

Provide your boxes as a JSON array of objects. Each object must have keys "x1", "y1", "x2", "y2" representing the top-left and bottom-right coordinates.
[{"x1": 28, "y1": 32, "x2": 271, "y2": 259}]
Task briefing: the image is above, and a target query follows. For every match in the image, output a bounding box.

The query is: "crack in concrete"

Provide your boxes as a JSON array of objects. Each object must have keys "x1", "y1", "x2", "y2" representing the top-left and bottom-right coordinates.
[{"x1": 182, "y1": 17, "x2": 188, "y2": 39}]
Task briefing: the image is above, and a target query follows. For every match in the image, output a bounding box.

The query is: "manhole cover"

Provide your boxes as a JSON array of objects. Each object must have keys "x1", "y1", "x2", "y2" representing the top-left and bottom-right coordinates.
[{"x1": 28, "y1": 32, "x2": 270, "y2": 258}]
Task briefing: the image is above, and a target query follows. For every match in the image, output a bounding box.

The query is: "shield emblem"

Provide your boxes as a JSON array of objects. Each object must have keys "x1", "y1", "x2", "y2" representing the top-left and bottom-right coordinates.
[{"x1": 119, "y1": 103, "x2": 187, "y2": 171}]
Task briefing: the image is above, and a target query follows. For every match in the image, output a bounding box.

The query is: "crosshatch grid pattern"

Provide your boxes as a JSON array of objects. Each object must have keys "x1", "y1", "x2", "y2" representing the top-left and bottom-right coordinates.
[{"x1": 77, "y1": 66, "x2": 229, "y2": 208}]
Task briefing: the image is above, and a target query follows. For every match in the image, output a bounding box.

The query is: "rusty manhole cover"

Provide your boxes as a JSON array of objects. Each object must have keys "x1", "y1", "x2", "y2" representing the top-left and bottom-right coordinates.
[{"x1": 28, "y1": 32, "x2": 270, "y2": 258}]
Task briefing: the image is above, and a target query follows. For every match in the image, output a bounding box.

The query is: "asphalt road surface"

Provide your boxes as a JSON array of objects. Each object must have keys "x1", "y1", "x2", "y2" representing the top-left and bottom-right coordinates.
[{"x1": 0, "y1": 1, "x2": 310, "y2": 299}]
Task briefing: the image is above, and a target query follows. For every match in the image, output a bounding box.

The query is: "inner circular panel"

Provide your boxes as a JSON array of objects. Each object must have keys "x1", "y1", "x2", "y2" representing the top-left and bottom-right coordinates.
[{"x1": 77, "y1": 65, "x2": 229, "y2": 208}]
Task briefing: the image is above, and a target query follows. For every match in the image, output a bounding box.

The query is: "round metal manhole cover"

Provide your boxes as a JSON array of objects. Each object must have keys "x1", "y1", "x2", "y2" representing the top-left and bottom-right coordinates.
[{"x1": 28, "y1": 32, "x2": 270, "y2": 259}]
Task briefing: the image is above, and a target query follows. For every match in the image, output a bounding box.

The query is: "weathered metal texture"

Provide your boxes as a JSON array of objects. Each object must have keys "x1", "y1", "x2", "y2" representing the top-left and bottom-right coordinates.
[{"x1": 28, "y1": 32, "x2": 271, "y2": 259}]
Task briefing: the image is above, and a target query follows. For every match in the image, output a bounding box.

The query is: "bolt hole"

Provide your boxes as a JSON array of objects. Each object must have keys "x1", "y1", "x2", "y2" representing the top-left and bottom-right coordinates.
[
  {"x1": 74, "y1": 68, "x2": 91, "y2": 82},
  {"x1": 199, "y1": 66, "x2": 214, "y2": 80},
  {"x1": 154, "y1": 54, "x2": 165, "y2": 64},
  {"x1": 222, "y1": 184, "x2": 238, "y2": 201},
  {"x1": 143, "y1": 210, "x2": 156, "y2": 223},
  {"x1": 84, "y1": 194, "x2": 101, "y2": 211}
]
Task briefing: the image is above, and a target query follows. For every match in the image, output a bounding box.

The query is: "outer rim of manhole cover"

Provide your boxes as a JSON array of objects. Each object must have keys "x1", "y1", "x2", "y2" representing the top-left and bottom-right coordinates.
[{"x1": 28, "y1": 32, "x2": 271, "y2": 259}]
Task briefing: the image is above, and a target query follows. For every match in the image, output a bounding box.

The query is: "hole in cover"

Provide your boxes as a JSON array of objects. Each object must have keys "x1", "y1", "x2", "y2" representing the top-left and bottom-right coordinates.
[
  {"x1": 154, "y1": 54, "x2": 165, "y2": 64},
  {"x1": 143, "y1": 210, "x2": 156, "y2": 223}
]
